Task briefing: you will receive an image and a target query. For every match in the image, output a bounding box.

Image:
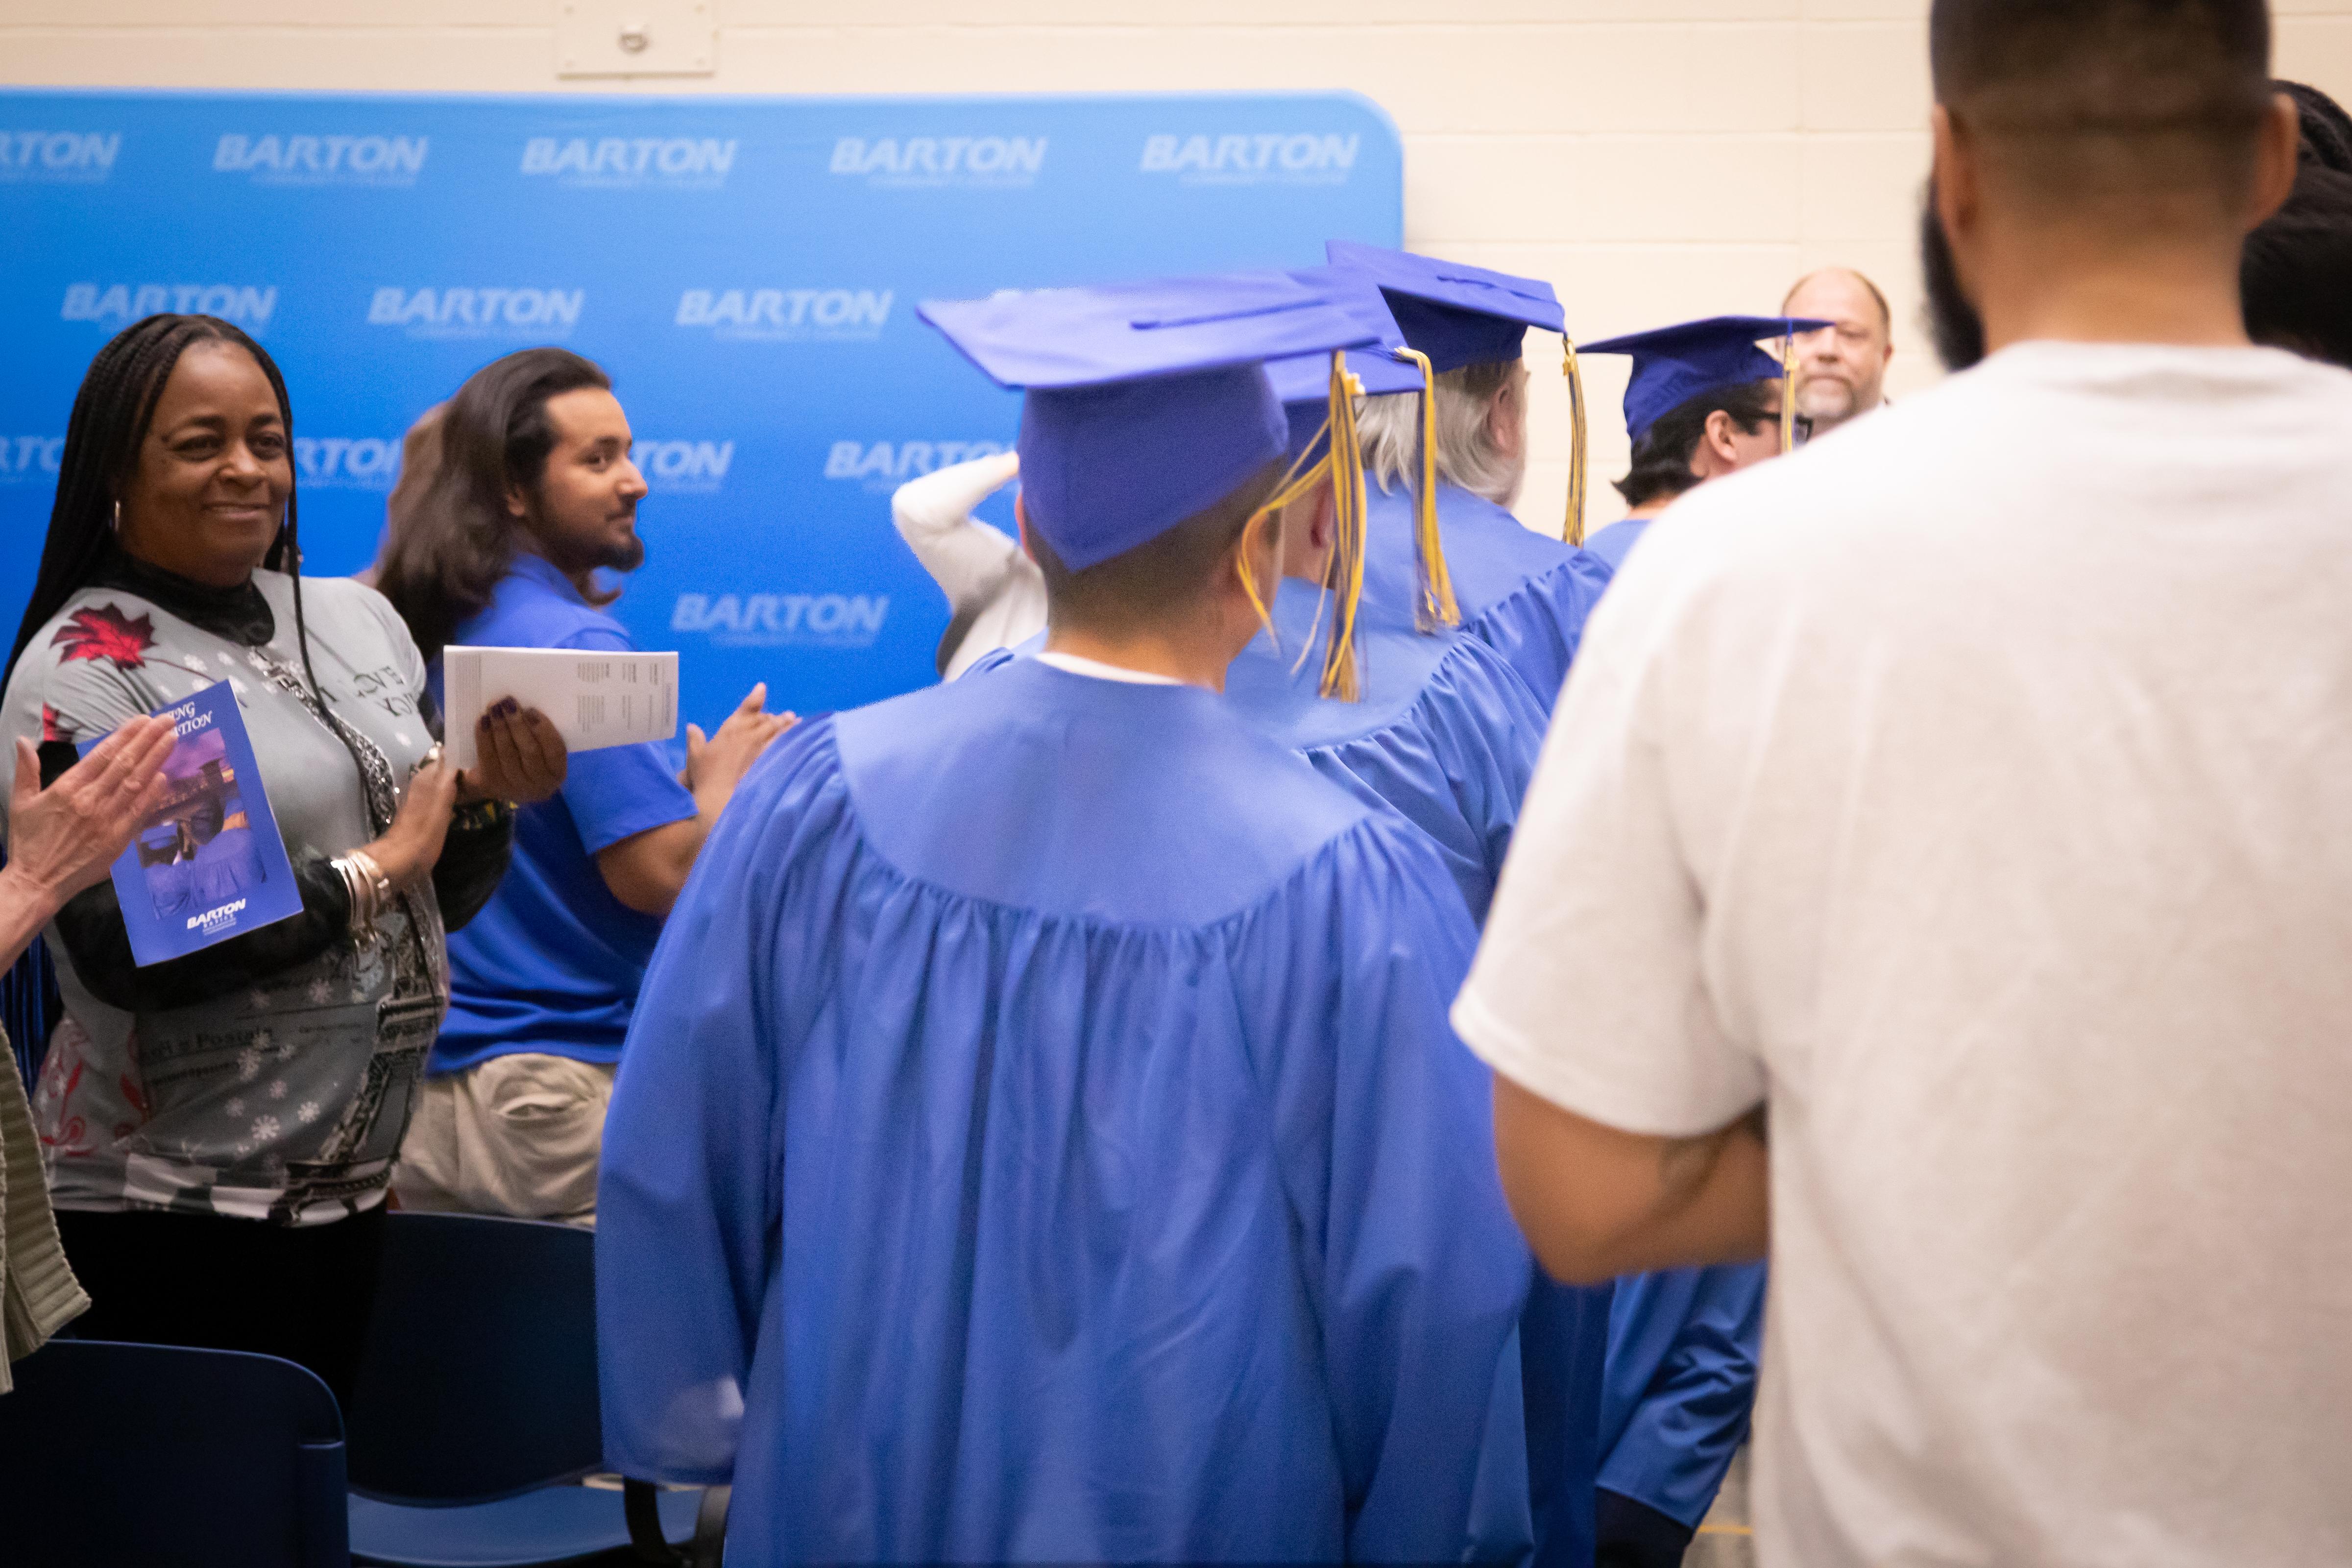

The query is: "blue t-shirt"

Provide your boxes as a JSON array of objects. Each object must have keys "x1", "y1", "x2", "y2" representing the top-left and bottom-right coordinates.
[{"x1": 429, "y1": 554, "x2": 699, "y2": 1074}]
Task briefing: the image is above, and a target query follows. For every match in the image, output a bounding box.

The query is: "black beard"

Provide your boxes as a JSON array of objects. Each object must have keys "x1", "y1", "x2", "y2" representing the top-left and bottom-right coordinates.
[
  {"x1": 599, "y1": 530, "x2": 647, "y2": 574},
  {"x1": 1920, "y1": 176, "x2": 1988, "y2": 373}
]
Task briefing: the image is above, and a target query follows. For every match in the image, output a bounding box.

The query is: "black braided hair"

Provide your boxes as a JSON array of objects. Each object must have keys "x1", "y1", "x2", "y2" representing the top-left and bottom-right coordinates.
[
  {"x1": 2244, "y1": 161, "x2": 2352, "y2": 368},
  {"x1": 2280, "y1": 80, "x2": 2352, "y2": 174},
  {"x1": 5, "y1": 314, "x2": 308, "y2": 691}
]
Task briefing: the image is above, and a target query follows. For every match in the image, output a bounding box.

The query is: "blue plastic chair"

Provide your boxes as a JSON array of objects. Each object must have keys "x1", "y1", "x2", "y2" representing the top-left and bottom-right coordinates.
[
  {"x1": 0, "y1": 1337, "x2": 350, "y2": 1567},
  {"x1": 344, "y1": 1211, "x2": 720, "y2": 1567}
]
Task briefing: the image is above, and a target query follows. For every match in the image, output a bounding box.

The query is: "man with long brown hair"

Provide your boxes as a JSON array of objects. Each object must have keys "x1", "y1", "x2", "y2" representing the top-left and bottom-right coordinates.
[{"x1": 376, "y1": 347, "x2": 789, "y2": 1225}]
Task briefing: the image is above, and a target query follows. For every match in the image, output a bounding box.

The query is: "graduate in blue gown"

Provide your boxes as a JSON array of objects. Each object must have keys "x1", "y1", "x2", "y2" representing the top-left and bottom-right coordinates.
[
  {"x1": 1594, "y1": 1266, "x2": 1767, "y2": 1564},
  {"x1": 1224, "y1": 277, "x2": 1618, "y2": 1568},
  {"x1": 1580, "y1": 315, "x2": 1831, "y2": 579},
  {"x1": 1322, "y1": 240, "x2": 1615, "y2": 712},
  {"x1": 1218, "y1": 266, "x2": 1551, "y2": 926},
  {"x1": 1572, "y1": 315, "x2": 1826, "y2": 1568},
  {"x1": 597, "y1": 272, "x2": 1542, "y2": 1567},
  {"x1": 1582, "y1": 514, "x2": 1648, "y2": 576}
]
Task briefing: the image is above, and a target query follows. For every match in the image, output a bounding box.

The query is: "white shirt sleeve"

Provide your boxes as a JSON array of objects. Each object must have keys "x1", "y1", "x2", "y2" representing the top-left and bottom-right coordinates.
[
  {"x1": 1451, "y1": 564, "x2": 1766, "y2": 1138},
  {"x1": 891, "y1": 451, "x2": 1032, "y2": 620}
]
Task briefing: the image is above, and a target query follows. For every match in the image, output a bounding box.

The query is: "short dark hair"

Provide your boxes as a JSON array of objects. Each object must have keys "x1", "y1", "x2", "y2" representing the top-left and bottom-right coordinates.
[
  {"x1": 1612, "y1": 380, "x2": 1779, "y2": 511},
  {"x1": 2282, "y1": 79, "x2": 2352, "y2": 173},
  {"x1": 376, "y1": 347, "x2": 611, "y2": 660},
  {"x1": 1930, "y1": 0, "x2": 2274, "y2": 209},
  {"x1": 1028, "y1": 461, "x2": 1284, "y2": 636},
  {"x1": 2242, "y1": 161, "x2": 2352, "y2": 368}
]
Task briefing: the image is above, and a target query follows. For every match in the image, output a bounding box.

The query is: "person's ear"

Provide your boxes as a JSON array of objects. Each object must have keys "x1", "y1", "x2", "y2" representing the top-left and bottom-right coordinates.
[
  {"x1": 1488, "y1": 376, "x2": 1525, "y2": 460},
  {"x1": 1699, "y1": 410, "x2": 1738, "y2": 473},
  {"x1": 1931, "y1": 105, "x2": 1976, "y2": 258},
  {"x1": 2245, "y1": 93, "x2": 2303, "y2": 233},
  {"x1": 505, "y1": 482, "x2": 531, "y2": 521}
]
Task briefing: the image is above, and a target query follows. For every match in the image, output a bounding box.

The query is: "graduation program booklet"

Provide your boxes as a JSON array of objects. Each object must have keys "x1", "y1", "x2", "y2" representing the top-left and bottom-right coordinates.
[
  {"x1": 83, "y1": 681, "x2": 303, "y2": 966},
  {"x1": 442, "y1": 645, "x2": 679, "y2": 772}
]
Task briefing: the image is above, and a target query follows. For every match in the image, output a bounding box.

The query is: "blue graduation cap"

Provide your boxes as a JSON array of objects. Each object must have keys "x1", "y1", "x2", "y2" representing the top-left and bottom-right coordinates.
[
  {"x1": 1324, "y1": 240, "x2": 1596, "y2": 546},
  {"x1": 1265, "y1": 265, "x2": 1423, "y2": 455},
  {"x1": 1580, "y1": 314, "x2": 1833, "y2": 444},
  {"x1": 919, "y1": 271, "x2": 1380, "y2": 698},
  {"x1": 1323, "y1": 240, "x2": 1564, "y2": 373},
  {"x1": 1264, "y1": 266, "x2": 1457, "y2": 636},
  {"x1": 918, "y1": 272, "x2": 1378, "y2": 574}
]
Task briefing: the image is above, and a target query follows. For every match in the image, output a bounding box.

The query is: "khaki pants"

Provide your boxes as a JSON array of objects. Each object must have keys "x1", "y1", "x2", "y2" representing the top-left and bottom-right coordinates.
[{"x1": 394, "y1": 1053, "x2": 616, "y2": 1227}]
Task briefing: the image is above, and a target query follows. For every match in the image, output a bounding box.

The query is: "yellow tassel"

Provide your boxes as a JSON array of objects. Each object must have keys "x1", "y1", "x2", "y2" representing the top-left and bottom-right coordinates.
[
  {"x1": 1781, "y1": 325, "x2": 1797, "y2": 457},
  {"x1": 1236, "y1": 505, "x2": 1278, "y2": 651},
  {"x1": 1392, "y1": 346, "x2": 1459, "y2": 633},
  {"x1": 1563, "y1": 337, "x2": 1589, "y2": 547},
  {"x1": 1317, "y1": 350, "x2": 1365, "y2": 702},
  {"x1": 1259, "y1": 444, "x2": 1333, "y2": 520},
  {"x1": 1243, "y1": 429, "x2": 1340, "y2": 657}
]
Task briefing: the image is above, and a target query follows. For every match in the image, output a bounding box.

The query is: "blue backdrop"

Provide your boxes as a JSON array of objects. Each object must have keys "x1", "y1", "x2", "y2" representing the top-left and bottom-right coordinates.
[{"x1": 0, "y1": 88, "x2": 1401, "y2": 727}]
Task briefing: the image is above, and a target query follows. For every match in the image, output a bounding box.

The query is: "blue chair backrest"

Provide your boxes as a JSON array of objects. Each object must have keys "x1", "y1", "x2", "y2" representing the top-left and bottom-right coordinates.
[
  {"x1": 346, "y1": 1211, "x2": 603, "y2": 1504},
  {"x1": 0, "y1": 1338, "x2": 348, "y2": 1568}
]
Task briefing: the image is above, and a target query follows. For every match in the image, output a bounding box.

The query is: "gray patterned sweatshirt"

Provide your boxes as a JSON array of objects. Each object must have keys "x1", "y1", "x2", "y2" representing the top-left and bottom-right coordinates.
[{"x1": 0, "y1": 563, "x2": 501, "y2": 1225}]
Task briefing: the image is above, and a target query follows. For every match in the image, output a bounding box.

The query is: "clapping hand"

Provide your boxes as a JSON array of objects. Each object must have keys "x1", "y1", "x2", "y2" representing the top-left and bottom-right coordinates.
[
  {"x1": 6, "y1": 718, "x2": 177, "y2": 904},
  {"x1": 365, "y1": 749, "x2": 461, "y2": 891},
  {"x1": 680, "y1": 683, "x2": 796, "y2": 807}
]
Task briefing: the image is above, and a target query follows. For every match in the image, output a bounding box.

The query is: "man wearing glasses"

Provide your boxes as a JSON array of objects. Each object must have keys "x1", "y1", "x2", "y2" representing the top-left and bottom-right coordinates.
[{"x1": 1578, "y1": 315, "x2": 1828, "y2": 576}]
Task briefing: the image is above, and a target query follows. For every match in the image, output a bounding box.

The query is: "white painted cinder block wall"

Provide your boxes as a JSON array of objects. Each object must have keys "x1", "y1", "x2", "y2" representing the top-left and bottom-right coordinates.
[{"x1": 10, "y1": 0, "x2": 2351, "y2": 528}]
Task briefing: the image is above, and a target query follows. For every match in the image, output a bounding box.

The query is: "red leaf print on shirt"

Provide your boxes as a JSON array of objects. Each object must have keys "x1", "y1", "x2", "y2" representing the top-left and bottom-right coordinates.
[
  {"x1": 51, "y1": 604, "x2": 154, "y2": 670},
  {"x1": 40, "y1": 704, "x2": 73, "y2": 743}
]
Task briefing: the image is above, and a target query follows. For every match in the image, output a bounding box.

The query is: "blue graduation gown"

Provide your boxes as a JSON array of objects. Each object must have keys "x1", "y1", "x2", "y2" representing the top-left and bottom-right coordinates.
[
  {"x1": 597, "y1": 659, "x2": 1538, "y2": 1566},
  {"x1": 1221, "y1": 579, "x2": 1548, "y2": 925},
  {"x1": 1581, "y1": 516, "x2": 1650, "y2": 576},
  {"x1": 1219, "y1": 585, "x2": 1613, "y2": 1567},
  {"x1": 1597, "y1": 1265, "x2": 1766, "y2": 1529},
  {"x1": 1362, "y1": 476, "x2": 1613, "y2": 713}
]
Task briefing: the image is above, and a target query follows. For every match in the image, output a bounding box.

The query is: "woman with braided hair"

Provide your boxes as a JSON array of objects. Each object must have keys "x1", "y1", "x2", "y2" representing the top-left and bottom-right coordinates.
[{"x1": 0, "y1": 314, "x2": 565, "y2": 1405}]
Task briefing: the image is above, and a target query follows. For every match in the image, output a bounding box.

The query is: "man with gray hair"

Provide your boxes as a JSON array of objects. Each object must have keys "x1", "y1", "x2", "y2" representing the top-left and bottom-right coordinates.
[{"x1": 1326, "y1": 242, "x2": 1613, "y2": 714}]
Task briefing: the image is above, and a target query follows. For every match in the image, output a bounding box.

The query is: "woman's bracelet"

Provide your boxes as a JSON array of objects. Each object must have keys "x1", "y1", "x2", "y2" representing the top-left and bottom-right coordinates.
[
  {"x1": 333, "y1": 847, "x2": 393, "y2": 944},
  {"x1": 331, "y1": 854, "x2": 365, "y2": 937}
]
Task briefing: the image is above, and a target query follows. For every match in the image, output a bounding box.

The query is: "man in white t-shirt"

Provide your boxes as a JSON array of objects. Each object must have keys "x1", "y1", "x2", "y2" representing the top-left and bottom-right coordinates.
[{"x1": 1453, "y1": 2, "x2": 2352, "y2": 1564}]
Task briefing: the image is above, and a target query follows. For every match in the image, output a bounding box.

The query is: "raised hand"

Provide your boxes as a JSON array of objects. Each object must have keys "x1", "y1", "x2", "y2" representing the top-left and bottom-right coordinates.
[
  {"x1": 5, "y1": 717, "x2": 177, "y2": 902},
  {"x1": 362, "y1": 749, "x2": 461, "y2": 890},
  {"x1": 682, "y1": 683, "x2": 796, "y2": 809}
]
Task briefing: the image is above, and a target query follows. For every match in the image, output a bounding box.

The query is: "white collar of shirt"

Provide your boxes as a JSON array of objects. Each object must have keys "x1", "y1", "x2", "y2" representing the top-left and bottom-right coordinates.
[{"x1": 1034, "y1": 651, "x2": 1184, "y2": 686}]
